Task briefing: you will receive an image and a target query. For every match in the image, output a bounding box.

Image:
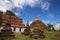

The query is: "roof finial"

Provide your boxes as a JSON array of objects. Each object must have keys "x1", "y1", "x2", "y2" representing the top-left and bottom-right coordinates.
[{"x1": 35, "y1": 16, "x2": 39, "y2": 20}]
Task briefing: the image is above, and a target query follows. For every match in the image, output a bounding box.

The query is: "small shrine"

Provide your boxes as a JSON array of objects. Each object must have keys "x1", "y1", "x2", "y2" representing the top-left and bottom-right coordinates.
[{"x1": 21, "y1": 21, "x2": 31, "y2": 35}]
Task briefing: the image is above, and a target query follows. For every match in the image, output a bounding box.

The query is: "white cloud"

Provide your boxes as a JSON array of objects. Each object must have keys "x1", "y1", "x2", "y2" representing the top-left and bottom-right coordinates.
[
  {"x1": 42, "y1": 20, "x2": 50, "y2": 25},
  {"x1": 40, "y1": 1, "x2": 50, "y2": 10},
  {"x1": 14, "y1": 12, "x2": 20, "y2": 16},
  {"x1": 11, "y1": 0, "x2": 26, "y2": 9},
  {"x1": 0, "y1": 6, "x2": 7, "y2": 12},
  {"x1": 29, "y1": 21, "x2": 33, "y2": 25},
  {"x1": 0, "y1": 0, "x2": 50, "y2": 12},
  {"x1": 26, "y1": 0, "x2": 39, "y2": 7},
  {"x1": 46, "y1": 11, "x2": 55, "y2": 18},
  {"x1": 54, "y1": 23, "x2": 60, "y2": 30},
  {"x1": 0, "y1": 0, "x2": 15, "y2": 12},
  {"x1": 48, "y1": 13, "x2": 54, "y2": 18}
]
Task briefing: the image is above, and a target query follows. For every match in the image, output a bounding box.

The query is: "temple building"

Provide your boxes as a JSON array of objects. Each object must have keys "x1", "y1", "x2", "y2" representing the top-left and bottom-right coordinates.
[
  {"x1": 0, "y1": 11, "x2": 48, "y2": 32},
  {"x1": 0, "y1": 13, "x2": 25, "y2": 32},
  {"x1": 30, "y1": 17, "x2": 48, "y2": 32}
]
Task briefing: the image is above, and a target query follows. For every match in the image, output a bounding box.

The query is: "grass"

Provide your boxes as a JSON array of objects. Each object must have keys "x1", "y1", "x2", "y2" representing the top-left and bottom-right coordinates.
[
  {"x1": 13, "y1": 34, "x2": 34, "y2": 40},
  {"x1": 3, "y1": 33, "x2": 35, "y2": 40},
  {"x1": 1, "y1": 31, "x2": 60, "y2": 40},
  {"x1": 42, "y1": 31, "x2": 60, "y2": 40}
]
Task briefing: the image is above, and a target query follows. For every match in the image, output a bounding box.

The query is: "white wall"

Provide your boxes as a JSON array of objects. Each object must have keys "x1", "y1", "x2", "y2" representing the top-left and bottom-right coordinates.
[
  {"x1": 0, "y1": 27, "x2": 25, "y2": 33},
  {"x1": 11, "y1": 27, "x2": 20, "y2": 32},
  {"x1": 0, "y1": 27, "x2": 3, "y2": 32},
  {"x1": 15, "y1": 28, "x2": 20, "y2": 32},
  {"x1": 11, "y1": 27, "x2": 14, "y2": 32},
  {"x1": 21, "y1": 28, "x2": 25, "y2": 32}
]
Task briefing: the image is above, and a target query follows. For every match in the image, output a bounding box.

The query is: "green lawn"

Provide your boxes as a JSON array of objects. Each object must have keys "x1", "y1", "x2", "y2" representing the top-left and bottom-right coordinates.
[
  {"x1": 1, "y1": 31, "x2": 60, "y2": 40},
  {"x1": 42, "y1": 31, "x2": 60, "y2": 40}
]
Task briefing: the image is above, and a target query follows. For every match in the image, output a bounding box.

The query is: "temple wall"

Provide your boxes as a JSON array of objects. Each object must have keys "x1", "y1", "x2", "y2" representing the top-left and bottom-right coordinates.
[
  {"x1": 11, "y1": 27, "x2": 14, "y2": 32},
  {"x1": 2, "y1": 14, "x2": 24, "y2": 27},
  {"x1": 1, "y1": 14, "x2": 25, "y2": 33},
  {"x1": 15, "y1": 28, "x2": 20, "y2": 32},
  {"x1": 11, "y1": 27, "x2": 25, "y2": 33},
  {"x1": 21, "y1": 28, "x2": 25, "y2": 32}
]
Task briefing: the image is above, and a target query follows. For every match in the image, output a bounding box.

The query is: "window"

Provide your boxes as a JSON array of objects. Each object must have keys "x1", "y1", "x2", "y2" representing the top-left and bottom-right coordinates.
[
  {"x1": 19, "y1": 28, "x2": 21, "y2": 31},
  {"x1": 14, "y1": 28, "x2": 16, "y2": 32}
]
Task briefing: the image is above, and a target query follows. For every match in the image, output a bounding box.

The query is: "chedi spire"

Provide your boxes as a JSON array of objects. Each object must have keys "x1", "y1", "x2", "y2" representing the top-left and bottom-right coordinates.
[{"x1": 35, "y1": 16, "x2": 39, "y2": 21}]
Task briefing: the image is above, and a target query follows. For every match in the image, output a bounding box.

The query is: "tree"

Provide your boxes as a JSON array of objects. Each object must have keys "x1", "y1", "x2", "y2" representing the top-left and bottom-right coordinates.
[
  {"x1": 47, "y1": 23, "x2": 54, "y2": 31},
  {"x1": 0, "y1": 11, "x2": 3, "y2": 27},
  {"x1": 6, "y1": 10, "x2": 17, "y2": 17}
]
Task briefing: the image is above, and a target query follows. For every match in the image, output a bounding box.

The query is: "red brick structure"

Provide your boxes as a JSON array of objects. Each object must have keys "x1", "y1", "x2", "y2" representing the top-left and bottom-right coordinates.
[
  {"x1": 30, "y1": 17, "x2": 48, "y2": 32},
  {"x1": 2, "y1": 14, "x2": 25, "y2": 28},
  {"x1": 0, "y1": 13, "x2": 48, "y2": 32},
  {"x1": 1, "y1": 14, "x2": 25, "y2": 32}
]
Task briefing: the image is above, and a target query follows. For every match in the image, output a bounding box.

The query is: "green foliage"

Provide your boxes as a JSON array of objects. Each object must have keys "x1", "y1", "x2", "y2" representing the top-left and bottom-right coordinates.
[
  {"x1": 34, "y1": 27, "x2": 40, "y2": 31},
  {"x1": 1, "y1": 31, "x2": 60, "y2": 40},
  {"x1": 44, "y1": 31, "x2": 60, "y2": 40},
  {"x1": 0, "y1": 13, "x2": 2, "y2": 27},
  {"x1": 47, "y1": 23, "x2": 54, "y2": 31},
  {"x1": 6, "y1": 10, "x2": 17, "y2": 17},
  {"x1": 2, "y1": 34, "x2": 34, "y2": 40}
]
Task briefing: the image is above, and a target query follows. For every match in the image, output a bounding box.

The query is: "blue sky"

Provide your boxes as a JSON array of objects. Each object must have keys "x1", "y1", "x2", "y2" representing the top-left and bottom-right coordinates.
[{"x1": 0, "y1": 0, "x2": 60, "y2": 25}]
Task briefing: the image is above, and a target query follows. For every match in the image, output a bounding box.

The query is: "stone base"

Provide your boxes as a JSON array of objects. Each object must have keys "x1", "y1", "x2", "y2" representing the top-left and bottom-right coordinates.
[{"x1": 0, "y1": 29, "x2": 15, "y2": 38}]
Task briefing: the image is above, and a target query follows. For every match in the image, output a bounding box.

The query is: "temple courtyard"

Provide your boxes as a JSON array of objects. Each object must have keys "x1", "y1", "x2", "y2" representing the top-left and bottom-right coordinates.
[{"x1": 0, "y1": 31, "x2": 60, "y2": 40}]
